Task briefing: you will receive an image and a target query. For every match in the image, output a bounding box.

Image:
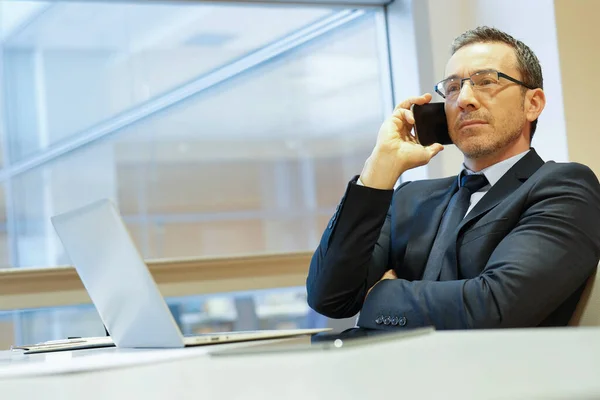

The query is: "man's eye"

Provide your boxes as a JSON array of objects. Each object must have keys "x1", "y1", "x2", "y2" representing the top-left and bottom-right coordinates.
[
  {"x1": 445, "y1": 83, "x2": 460, "y2": 93},
  {"x1": 478, "y1": 78, "x2": 496, "y2": 86}
]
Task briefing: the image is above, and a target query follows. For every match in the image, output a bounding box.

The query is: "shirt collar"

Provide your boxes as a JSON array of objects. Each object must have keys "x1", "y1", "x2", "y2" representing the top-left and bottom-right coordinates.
[{"x1": 460, "y1": 149, "x2": 531, "y2": 188}]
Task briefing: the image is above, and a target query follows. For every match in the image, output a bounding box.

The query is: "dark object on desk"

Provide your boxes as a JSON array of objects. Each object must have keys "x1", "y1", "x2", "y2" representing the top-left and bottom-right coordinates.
[
  {"x1": 310, "y1": 326, "x2": 395, "y2": 343},
  {"x1": 210, "y1": 327, "x2": 434, "y2": 357}
]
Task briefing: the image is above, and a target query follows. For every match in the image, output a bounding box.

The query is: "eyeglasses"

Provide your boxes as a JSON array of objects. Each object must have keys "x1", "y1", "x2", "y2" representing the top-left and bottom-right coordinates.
[{"x1": 435, "y1": 69, "x2": 536, "y2": 99}]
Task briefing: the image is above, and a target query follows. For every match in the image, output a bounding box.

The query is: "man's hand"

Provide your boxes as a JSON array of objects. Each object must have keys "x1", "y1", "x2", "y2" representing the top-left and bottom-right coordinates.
[
  {"x1": 359, "y1": 93, "x2": 444, "y2": 190},
  {"x1": 365, "y1": 269, "x2": 398, "y2": 300}
]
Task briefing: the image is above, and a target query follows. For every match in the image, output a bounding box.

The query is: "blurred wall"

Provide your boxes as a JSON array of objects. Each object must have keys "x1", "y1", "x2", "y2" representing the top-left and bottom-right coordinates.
[{"x1": 554, "y1": 0, "x2": 600, "y2": 176}]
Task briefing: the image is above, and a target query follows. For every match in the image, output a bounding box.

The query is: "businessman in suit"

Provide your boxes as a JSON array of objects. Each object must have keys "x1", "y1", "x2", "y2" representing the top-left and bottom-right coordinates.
[{"x1": 306, "y1": 26, "x2": 600, "y2": 330}]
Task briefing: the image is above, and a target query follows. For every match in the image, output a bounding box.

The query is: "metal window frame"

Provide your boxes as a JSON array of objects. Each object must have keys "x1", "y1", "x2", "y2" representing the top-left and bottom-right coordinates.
[{"x1": 28, "y1": 0, "x2": 392, "y2": 7}]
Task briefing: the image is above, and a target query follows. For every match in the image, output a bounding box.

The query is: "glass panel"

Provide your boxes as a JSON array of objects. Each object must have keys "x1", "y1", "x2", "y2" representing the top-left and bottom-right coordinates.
[
  {"x1": 0, "y1": 11, "x2": 5, "y2": 170},
  {"x1": 0, "y1": 287, "x2": 311, "y2": 348},
  {"x1": 5, "y1": 8, "x2": 387, "y2": 268},
  {"x1": 0, "y1": 183, "x2": 8, "y2": 268},
  {"x1": 0, "y1": 304, "x2": 106, "y2": 349},
  {"x1": 0, "y1": 2, "x2": 388, "y2": 347},
  {"x1": 0, "y1": 1, "x2": 333, "y2": 162}
]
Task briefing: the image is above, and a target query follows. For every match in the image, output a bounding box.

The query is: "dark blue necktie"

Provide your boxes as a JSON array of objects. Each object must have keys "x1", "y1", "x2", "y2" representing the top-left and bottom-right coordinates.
[{"x1": 422, "y1": 174, "x2": 489, "y2": 281}]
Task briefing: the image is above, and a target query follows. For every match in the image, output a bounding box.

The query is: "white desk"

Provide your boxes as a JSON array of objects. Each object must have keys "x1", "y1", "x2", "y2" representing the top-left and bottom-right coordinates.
[{"x1": 2, "y1": 327, "x2": 600, "y2": 399}]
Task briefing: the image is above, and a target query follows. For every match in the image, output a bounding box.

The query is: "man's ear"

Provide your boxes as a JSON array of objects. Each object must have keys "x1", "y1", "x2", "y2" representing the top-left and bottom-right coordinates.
[{"x1": 525, "y1": 88, "x2": 546, "y2": 123}]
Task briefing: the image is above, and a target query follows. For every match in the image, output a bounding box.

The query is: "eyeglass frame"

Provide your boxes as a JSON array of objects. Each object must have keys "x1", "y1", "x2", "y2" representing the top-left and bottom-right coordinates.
[{"x1": 434, "y1": 69, "x2": 537, "y2": 99}]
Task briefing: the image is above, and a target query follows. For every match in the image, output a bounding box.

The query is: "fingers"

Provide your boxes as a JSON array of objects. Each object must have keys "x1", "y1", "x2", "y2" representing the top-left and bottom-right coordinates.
[
  {"x1": 390, "y1": 109, "x2": 417, "y2": 141},
  {"x1": 390, "y1": 109, "x2": 413, "y2": 134},
  {"x1": 382, "y1": 269, "x2": 398, "y2": 280},
  {"x1": 426, "y1": 143, "x2": 445, "y2": 158},
  {"x1": 366, "y1": 269, "x2": 398, "y2": 299},
  {"x1": 400, "y1": 108, "x2": 415, "y2": 125},
  {"x1": 389, "y1": 94, "x2": 432, "y2": 138},
  {"x1": 390, "y1": 108, "x2": 411, "y2": 123},
  {"x1": 393, "y1": 93, "x2": 432, "y2": 113}
]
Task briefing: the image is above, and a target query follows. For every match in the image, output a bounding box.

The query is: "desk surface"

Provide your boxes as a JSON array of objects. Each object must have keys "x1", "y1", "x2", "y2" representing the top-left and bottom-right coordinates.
[{"x1": 2, "y1": 327, "x2": 600, "y2": 399}]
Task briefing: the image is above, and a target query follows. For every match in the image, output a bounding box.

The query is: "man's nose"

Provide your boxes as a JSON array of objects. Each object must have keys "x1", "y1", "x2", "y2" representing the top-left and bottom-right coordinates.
[{"x1": 456, "y1": 80, "x2": 480, "y2": 110}]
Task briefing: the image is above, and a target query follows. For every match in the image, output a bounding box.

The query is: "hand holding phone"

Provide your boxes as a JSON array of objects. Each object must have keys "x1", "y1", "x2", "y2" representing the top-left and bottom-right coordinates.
[{"x1": 358, "y1": 93, "x2": 445, "y2": 189}]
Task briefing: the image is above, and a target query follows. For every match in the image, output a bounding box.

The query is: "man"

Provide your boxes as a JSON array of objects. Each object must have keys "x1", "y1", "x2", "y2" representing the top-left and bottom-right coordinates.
[{"x1": 306, "y1": 26, "x2": 600, "y2": 330}]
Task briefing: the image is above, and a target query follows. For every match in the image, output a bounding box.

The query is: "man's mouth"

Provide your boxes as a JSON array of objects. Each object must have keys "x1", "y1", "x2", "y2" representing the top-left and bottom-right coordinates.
[{"x1": 459, "y1": 120, "x2": 487, "y2": 129}]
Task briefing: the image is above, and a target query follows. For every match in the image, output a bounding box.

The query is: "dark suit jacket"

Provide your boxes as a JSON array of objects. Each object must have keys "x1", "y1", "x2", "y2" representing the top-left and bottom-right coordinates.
[{"x1": 306, "y1": 149, "x2": 600, "y2": 329}]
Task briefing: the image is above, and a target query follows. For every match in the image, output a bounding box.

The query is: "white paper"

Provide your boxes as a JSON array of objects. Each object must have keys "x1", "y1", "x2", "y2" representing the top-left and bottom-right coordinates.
[
  {"x1": 0, "y1": 346, "x2": 212, "y2": 379},
  {"x1": 0, "y1": 339, "x2": 284, "y2": 379}
]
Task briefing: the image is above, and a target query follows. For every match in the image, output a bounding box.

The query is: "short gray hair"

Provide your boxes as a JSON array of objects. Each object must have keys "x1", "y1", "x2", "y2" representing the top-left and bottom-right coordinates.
[{"x1": 451, "y1": 26, "x2": 543, "y2": 139}]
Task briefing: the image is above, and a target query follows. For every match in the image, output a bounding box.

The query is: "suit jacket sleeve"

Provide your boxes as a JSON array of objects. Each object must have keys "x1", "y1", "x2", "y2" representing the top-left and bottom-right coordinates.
[
  {"x1": 358, "y1": 163, "x2": 600, "y2": 329},
  {"x1": 306, "y1": 177, "x2": 400, "y2": 318}
]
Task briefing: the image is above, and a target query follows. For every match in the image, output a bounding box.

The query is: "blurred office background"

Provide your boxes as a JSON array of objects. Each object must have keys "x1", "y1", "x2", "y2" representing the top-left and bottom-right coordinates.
[
  {"x1": 0, "y1": 0, "x2": 391, "y2": 346},
  {"x1": 1, "y1": 0, "x2": 598, "y2": 348}
]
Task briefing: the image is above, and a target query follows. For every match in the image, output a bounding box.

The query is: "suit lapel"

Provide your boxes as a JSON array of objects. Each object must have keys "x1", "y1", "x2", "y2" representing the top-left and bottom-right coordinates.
[
  {"x1": 404, "y1": 148, "x2": 545, "y2": 281},
  {"x1": 403, "y1": 178, "x2": 456, "y2": 279},
  {"x1": 435, "y1": 149, "x2": 545, "y2": 281},
  {"x1": 457, "y1": 148, "x2": 545, "y2": 234}
]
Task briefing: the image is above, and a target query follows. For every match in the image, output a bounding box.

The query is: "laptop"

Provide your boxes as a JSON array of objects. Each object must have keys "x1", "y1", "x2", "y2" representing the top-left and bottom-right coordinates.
[{"x1": 50, "y1": 199, "x2": 329, "y2": 349}]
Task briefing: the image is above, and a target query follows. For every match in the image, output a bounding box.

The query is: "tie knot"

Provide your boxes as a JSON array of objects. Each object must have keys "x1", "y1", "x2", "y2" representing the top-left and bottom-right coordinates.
[{"x1": 460, "y1": 174, "x2": 489, "y2": 194}]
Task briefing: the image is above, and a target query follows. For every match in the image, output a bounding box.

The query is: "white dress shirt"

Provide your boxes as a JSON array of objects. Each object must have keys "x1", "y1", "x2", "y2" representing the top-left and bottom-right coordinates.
[
  {"x1": 461, "y1": 150, "x2": 530, "y2": 216},
  {"x1": 357, "y1": 149, "x2": 531, "y2": 218}
]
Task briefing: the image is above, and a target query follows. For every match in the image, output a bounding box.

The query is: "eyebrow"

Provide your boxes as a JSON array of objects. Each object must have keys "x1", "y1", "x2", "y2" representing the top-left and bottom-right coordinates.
[{"x1": 443, "y1": 69, "x2": 494, "y2": 80}]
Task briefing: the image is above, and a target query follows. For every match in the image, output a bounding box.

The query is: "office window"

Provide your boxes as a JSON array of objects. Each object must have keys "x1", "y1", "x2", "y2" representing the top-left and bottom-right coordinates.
[
  {"x1": 0, "y1": 1, "x2": 392, "y2": 346},
  {"x1": 0, "y1": 183, "x2": 8, "y2": 267},
  {"x1": 1, "y1": 286, "x2": 311, "y2": 347},
  {"x1": 1, "y1": 2, "x2": 389, "y2": 268}
]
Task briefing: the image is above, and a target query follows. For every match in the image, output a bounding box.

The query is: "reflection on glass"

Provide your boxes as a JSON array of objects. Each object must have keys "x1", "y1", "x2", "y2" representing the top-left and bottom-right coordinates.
[
  {"x1": 0, "y1": 184, "x2": 8, "y2": 267},
  {"x1": 3, "y1": 6, "x2": 386, "y2": 268},
  {"x1": 0, "y1": 1, "x2": 389, "y2": 345},
  {"x1": 1, "y1": 1, "x2": 333, "y2": 161},
  {"x1": 0, "y1": 287, "x2": 313, "y2": 348}
]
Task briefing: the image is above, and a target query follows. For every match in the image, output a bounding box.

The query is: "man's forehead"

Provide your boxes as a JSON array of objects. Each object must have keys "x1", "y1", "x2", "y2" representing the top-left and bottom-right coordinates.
[{"x1": 444, "y1": 42, "x2": 517, "y2": 77}]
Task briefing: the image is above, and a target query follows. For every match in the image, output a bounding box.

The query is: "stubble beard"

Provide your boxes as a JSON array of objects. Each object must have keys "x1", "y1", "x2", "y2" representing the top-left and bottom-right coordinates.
[
  {"x1": 454, "y1": 113, "x2": 527, "y2": 160},
  {"x1": 461, "y1": 126, "x2": 523, "y2": 159}
]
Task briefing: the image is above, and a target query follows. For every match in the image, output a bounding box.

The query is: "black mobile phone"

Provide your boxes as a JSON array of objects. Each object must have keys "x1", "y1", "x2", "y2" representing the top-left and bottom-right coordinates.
[{"x1": 412, "y1": 102, "x2": 453, "y2": 146}]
